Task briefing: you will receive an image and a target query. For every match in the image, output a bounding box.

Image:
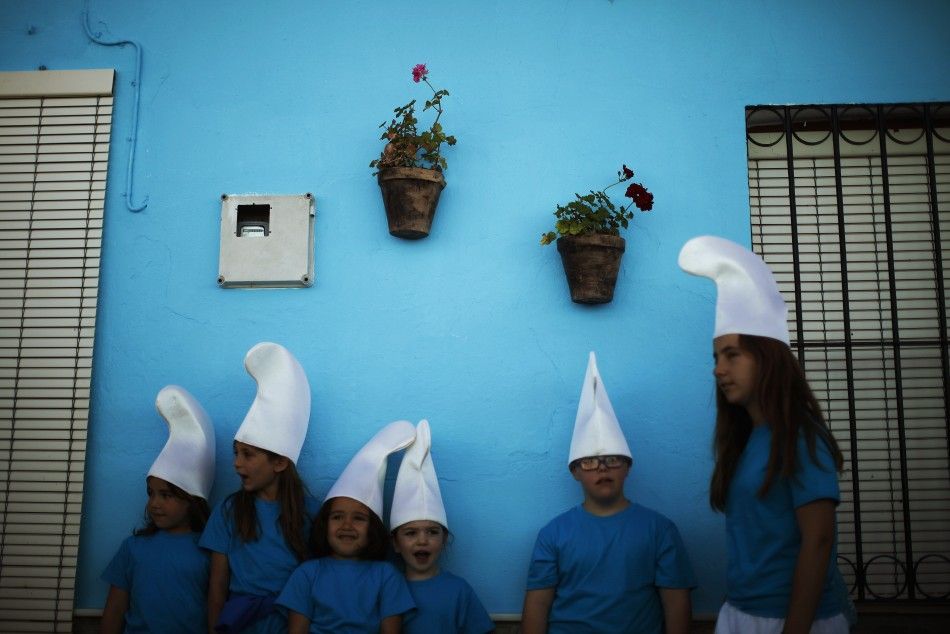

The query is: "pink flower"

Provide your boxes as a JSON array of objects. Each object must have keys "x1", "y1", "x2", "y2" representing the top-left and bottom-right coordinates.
[{"x1": 412, "y1": 63, "x2": 428, "y2": 83}]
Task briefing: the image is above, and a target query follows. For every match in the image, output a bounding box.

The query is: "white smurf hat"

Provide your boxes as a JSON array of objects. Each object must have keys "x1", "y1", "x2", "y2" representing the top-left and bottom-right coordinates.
[
  {"x1": 389, "y1": 420, "x2": 448, "y2": 531},
  {"x1": 568, "y1": 352, "x2": 632, "y2": 465},
  {"x1": 325, "y1": 420, "x2": 416, "y2": 520},
  {"x1": 234, "y1": 342, "x2": 311, "y2": 464},
  {"x1": 148, "y1": 385, "x2": 215, "y2": 500},
  {"x1": 678, "y1": 235, "x2": 790, "y2": 345}
]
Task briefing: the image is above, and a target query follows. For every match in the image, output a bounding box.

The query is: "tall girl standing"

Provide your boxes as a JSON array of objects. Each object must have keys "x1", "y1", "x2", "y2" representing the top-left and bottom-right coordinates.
[
  {"x1": 679, "y1": 236, "x2": 849, "y2": 634},
  {"x1": 277, "y1": 420, "x2": 417, "y2": 633},
  {"x1": 200, "y1": 342, "x2": 318, "y2": 633},
  {"x1": 389, "y1": 420, "x2": 494, "y2": 634},
  {"x1": 100, "y1": 385, "x2": 215, "y2": 634}
]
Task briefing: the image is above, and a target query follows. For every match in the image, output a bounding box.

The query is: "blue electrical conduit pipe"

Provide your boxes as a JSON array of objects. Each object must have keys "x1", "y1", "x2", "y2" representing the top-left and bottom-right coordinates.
[{"x1": 80, "y1": 0, "x2": 148, "y2": 212}]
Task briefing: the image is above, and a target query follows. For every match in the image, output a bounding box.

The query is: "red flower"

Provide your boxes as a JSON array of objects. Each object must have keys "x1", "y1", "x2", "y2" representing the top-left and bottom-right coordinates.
[
  {"x1": 412, "y1": 63, "x2": 428, "y2": 83},
  {"x1": 625, "y1": 183, "x2": 654, "y2": 211},
  {"x1": 622, "y1": 164, "x2": 634, "y2": 179}
]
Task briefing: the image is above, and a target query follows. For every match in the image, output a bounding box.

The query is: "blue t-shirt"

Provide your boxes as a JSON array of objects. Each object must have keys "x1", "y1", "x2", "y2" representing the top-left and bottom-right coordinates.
[
  {"x1": 276, "y1": 558, "x2": 415, "y2": 633},
  {"x1": 199, "y1": 495, "x2": 318, "y2": 634},
  {"x1": 403, "y1": 570, "x2": 494, "y2": 634},
  {"x1": 526, "y1": 503, "x2": 696, "y2": 634},
  {"x1": 101, "y1": 531, "x2": 208, "y2": 634},
  {"x1": 725, "y1": 424, "x2": 841, "y2": 618}
]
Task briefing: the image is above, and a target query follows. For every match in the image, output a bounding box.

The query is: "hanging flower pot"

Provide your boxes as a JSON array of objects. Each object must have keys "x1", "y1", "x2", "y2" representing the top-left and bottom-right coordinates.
[
  {"x1": 541, "y1": 164, "x2": 654, "y2": 304},
  {"x1": 377, "y1": 167, "x2": 446, "y2": 239},
  {"x1": 556, "y1": 234, "x2": 626, "y2": 304},
  {"x1": 371, "y1": 64, "x2": 456, "y2": 240}
]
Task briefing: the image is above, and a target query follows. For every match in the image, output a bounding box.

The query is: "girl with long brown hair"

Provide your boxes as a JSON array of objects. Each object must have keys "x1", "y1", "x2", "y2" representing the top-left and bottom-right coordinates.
[
  {"x1": 680, "y1": 236, "x2": 850, "y2": 634},
  {"x1": 200, "y1": 343, "x2": 318, "y2": 633}
]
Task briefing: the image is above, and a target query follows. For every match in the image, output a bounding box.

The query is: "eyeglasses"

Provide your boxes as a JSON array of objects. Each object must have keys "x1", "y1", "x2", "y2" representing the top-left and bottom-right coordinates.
[{"x1": 572, "y1": 455, "x2": 630, "y2": 471}]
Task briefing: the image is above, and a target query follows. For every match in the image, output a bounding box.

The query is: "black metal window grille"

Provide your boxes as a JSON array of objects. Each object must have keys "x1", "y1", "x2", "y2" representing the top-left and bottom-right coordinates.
[
  {"x1": 0, "y1": 78, "x2": 112, "y2": 630},
  {"x1": 746, "y1": 103, "x2": 949, "y2": 603}
]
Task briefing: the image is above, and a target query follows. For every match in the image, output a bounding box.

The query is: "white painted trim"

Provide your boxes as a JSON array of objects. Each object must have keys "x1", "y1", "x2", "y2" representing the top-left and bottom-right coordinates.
[{"x1": 0, "y1": 68, "x2": 114, "y2": 97}]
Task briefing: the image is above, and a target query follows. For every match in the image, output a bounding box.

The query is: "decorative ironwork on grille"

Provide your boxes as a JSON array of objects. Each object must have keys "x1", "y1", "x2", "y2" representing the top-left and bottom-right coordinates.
[{"x1": 746, "y1": 103, "x2": 950, "y2": 602}]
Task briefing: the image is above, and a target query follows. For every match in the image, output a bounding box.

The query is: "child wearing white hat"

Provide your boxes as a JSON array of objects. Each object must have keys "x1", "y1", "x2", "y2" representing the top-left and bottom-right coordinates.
[
  {"x1": 522, "y1": 352, "x2": 696, "y2": 634},
  {"x1": 389, "y1": 420, "x2": 494, "y2": 634},
  {"x1": 199, "y1": 342, "x2": 319, "y2": 634},
  {"x1": 679, "y1": 236, "x2": 849, "y2": 634},
  {"x1": 277, "y1": 420, "x2": 417, "y2": 633},
  {"x1": 100, "y1": 385, "x2": 215, "y2": 634}
]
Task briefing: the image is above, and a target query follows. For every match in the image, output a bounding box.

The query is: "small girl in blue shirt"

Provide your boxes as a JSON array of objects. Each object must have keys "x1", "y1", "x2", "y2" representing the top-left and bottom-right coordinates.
[
  {"x1": 100, "y1": 385, "x2": 215, "y2": 634},
  {"x1": 390, "y1": 420, "x2": 494, "y2": 634},
  {"x1": 680, "y1": 236, "x2": 851, "y2": 634},
  {"x1": 199, "y1": 342, "x2": 318, "y2": 633},
  {"x1": 277, "y1": 420, "x2": 417, "y2": 633}
]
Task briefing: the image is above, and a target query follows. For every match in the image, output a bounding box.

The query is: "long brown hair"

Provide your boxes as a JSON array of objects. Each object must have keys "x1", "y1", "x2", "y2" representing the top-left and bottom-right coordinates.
[
  {"x1": 709, "y1": 334, "x2": 844, "y2": 511},
  {"x1": 135, "y1": 479, "x2": 211, "y2": 537},
  {"x1": 310, "y1": 497, "x2": 389, "y2": 561},
  {"x1": 227, "y1": 452, "x2": 311, "y2": 562}
]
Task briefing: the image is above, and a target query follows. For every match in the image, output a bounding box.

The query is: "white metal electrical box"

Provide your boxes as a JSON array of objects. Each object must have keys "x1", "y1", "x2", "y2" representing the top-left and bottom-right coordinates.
[{"x1": 217, "y1": 193, "x2": 315, "y2": 288}]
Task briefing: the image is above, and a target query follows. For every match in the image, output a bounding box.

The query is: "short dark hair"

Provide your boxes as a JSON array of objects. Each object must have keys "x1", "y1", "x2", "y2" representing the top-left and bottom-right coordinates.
[{"x1": 310, "y1": 497, "x2": 389, "y2": 561}]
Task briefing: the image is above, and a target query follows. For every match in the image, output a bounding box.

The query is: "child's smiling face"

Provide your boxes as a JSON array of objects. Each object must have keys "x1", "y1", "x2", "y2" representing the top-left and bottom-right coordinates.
[
  {"x1": 393, "y1": 520, "x2": 446, "y2": 580},
  {"x1": 146, "y1": 476, "x2": 191, "y2": 533},
  {"x1": 327, "y1": 497, "x2": 372, "y2": 559}
]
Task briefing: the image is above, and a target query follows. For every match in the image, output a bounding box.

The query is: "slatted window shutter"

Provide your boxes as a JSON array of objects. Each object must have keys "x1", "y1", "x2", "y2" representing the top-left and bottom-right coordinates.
[
  {"x1": 747, "y1": 104, "x2": 950, "y2": 603},
  {"x1": 0, "y1": 69, "x2": 114, "y2": 632}
]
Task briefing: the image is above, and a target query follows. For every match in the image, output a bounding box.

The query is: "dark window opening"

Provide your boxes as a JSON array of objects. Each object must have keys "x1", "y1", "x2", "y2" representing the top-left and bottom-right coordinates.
[{"x1": 236, "y1": 203, "x2": 270, "y2": 237}]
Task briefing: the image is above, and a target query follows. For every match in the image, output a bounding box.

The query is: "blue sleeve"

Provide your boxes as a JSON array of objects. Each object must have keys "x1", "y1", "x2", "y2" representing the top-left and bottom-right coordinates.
[
  {"x1": 379, "y1": 563, "x2": 416, "y2": 619},
  {"x1": 791, "y1": 434, "x2": 840, "y2": 509},
  {"x1": 198, "y1": 499, "x2": 232, "y2": 554},
  {"x1": 526, "y1": 523, "x2": 558, "y2": 590},
  {"x1": 458, "y1": 580, "x2": 495, "y2": 634},
  {"x1": 275, "y1": 563, "x2": 315, "y2": 619},
  {"x1": 653, "y1": 518, "x2": 697, "y2": 590},
  {"x1": 101, "y1": 537, "x2": 133, "y2": 590}
]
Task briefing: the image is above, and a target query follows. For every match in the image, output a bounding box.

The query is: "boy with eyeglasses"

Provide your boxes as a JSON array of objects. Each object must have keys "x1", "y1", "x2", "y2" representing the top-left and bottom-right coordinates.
[{"x1": 521, "y1": 353, "x2": 695, "y2": 634}]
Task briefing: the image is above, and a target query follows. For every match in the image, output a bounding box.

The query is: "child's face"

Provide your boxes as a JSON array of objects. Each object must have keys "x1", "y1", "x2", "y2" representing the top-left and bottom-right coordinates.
[
  {"x1": 571, "y1": 455, "x2": 630, "y2": 506},
  {"x1": 713, "y1": 334, "x2": 759, "y2": 412},
  {"x1": 232, "y1": 441, "x2": 288, "y2": 500},
  {"x1": 146, "y1": 476, "x2": 191, "y2": 533},
  {"x1": 392, "y1": 520, "x2": 446, "y2": 580},
  {"x1": 326, "y1": 497, "x2": 372, "y2": 560}
]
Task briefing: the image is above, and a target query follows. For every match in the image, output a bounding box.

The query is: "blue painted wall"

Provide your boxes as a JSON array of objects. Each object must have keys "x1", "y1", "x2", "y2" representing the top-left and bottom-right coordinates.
[{"x1": 2, "y1": 0, "x2": 948, "y2": 615}]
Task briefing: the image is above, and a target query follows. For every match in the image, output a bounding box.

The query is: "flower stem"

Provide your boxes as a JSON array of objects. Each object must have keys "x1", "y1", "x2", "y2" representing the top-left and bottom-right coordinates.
[{"x1": 423, "y1": 77, "x2": 443, "y2": 126}]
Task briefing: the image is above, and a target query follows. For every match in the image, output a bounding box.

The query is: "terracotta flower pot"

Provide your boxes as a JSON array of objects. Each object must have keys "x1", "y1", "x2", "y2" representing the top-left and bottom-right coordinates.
[
  {"x1": 556, "y1": 234, "x2": 626, "y2": 304},
  {"x1": 377, "y1": 167, "x2": 446, "y2": 239}
]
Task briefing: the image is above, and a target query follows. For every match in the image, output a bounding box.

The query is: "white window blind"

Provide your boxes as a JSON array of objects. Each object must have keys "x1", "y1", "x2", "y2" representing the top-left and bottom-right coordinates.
[
  {"x1": 0, "y1": 69, "x2": 114, "y2": 632},
  {"x1": 747, "y1": 104, "x2": 950, "y2": 603}
]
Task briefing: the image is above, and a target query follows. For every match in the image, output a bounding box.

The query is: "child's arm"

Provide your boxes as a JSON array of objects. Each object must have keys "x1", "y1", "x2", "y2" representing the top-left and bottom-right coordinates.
[
  {"x1": 784, "y1": 499, "x2": 836, "y2": 634},
  {"x1": 287, "y1": 610, "x2": 311, "y2": 634},
  {"x1": 659, "y1": 588, "x2": 691, "y2": 634},
  {"x1": 207, "y1": 552, "x2": 230, "y2": 634},
  {"x1": 521, "y1": 587, "x2": 555, "y2": 634},
  {"x1": 99, "y1": 585, "x2": 129, "y2": 634},
  {"x1": 379, "y1": 614, "x2": 402, "y2": 634}
]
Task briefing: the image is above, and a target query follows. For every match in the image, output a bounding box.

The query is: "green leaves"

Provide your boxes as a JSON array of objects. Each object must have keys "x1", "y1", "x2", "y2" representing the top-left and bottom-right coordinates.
[
  {"x1": 373, "y1": 75, "x2": 455, "y2": 173},
  {"x1": 541, "y1": 167, "x2": 649, "y2": 246}
]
